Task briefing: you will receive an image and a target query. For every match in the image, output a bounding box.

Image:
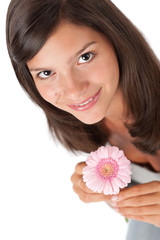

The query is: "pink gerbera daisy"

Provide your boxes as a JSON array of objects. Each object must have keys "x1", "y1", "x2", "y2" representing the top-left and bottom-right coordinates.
[{"x1": 82, "y1": 146, "x2": 132, "y2": 195}]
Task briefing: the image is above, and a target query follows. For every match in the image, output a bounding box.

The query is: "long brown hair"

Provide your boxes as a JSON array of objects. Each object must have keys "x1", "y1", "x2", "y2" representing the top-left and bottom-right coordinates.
[{"x1": 6, "y1": 0, "x2": 160, "y2": 154}]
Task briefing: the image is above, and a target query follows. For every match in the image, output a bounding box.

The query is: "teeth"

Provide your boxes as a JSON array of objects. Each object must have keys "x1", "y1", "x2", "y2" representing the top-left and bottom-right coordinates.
[{"x1": 75, "y1": 97, "x2": 93, "y2": 107}]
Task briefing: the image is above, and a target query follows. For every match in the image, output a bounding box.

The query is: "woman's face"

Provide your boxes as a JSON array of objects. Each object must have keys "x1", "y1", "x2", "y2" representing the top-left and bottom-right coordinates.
[{"x1": 28, "y1": 21, "x2": 120, "y2": 124}]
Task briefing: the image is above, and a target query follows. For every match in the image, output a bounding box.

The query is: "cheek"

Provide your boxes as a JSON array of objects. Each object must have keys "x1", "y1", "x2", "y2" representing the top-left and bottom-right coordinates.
[
  {"x1": 89, "y1": 51, "x2": 119, "y2": 85},
  {"x1": 36, "y1": 84, "x2": 58, "y2": 104},
  {"x1": 91, "y1": 60, "x2": 119, "y2": 86}
]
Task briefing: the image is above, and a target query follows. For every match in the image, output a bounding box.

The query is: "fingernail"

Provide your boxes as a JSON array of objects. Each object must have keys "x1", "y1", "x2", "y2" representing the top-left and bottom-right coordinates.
[
  {"x1": 111, "y1": 196, "x2": 119, "y2": 202},
  {"x1": 111, "y1": 202, "x2": 117, "y2": 207},
  {"x1": 114, "y1": 207, "x2": 119, "y2": 213}
]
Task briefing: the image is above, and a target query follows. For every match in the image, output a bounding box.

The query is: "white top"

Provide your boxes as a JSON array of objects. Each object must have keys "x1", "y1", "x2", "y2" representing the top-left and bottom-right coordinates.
[{"x1": 131, "y1": 163, "x2": 160, "y2": 183}]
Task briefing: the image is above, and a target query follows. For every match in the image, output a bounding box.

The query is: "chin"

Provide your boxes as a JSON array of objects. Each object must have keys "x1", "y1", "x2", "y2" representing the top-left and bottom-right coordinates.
[{"x1": 77, "y1": 114, "x2": 104, "y2": 125}]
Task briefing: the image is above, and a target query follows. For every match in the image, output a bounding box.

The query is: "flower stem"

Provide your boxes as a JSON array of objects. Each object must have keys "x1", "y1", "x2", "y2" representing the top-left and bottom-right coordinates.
[{"x1": 125, "y1": 217, "x2": 129, "y2": 223}]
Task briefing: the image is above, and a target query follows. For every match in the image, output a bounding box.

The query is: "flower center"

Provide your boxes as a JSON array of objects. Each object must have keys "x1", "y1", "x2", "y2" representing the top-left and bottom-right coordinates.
[{"x1": 96, "y1": 158, "x2": 119, "y2": 180}]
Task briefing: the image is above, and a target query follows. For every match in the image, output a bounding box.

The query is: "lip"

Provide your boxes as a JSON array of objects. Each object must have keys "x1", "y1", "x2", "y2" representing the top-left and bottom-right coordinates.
[{"x1": 68, "y1": 88, "x2": 101, "y2": 111}]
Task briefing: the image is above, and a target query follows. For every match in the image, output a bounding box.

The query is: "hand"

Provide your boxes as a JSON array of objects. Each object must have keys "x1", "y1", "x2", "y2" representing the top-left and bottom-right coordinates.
[
  {"x1": 71, "y1": 162, "x2": 112, "y2": 204},
  {"x1": 110, "y1": 181, "x2": 160, "y2": 227}
]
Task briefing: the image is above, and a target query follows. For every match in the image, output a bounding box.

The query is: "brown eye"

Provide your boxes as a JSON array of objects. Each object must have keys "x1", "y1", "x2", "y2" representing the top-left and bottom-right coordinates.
[
  {"x1": 38, "y1": 70, "x2": 55, "y2": 79},
  {"x1": 78, "y1": 52, "x2": 94, "y2": 64}
]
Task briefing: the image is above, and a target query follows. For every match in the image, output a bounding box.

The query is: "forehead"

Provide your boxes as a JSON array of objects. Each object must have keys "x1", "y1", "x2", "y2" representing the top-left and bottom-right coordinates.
[
  {"x1": 28, "y1": 21, "x2": 107, "y2": 66},
  {"x1": 42, "y1": 21, "x2": 105, "y2": 49}
]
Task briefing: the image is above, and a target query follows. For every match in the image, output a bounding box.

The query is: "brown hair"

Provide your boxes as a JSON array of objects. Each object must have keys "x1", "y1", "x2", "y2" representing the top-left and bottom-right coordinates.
[{"x1": 6, "y1": 0, "x2": 160, "y2": 154}]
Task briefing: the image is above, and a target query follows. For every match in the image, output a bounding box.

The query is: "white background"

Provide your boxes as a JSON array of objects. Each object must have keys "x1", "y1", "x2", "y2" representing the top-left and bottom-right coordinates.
[{"x1": 0, "y1": 1, "x2": 159, "y2": 240}]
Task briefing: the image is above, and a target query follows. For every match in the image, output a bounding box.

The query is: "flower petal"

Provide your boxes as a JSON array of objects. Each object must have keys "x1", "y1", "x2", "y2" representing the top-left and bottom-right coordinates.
[
  {"x1": 83, "y1": 145, "x2": 132, "y2": 195},
  {"x1": 117, "y1": 172, "x2": 131, "y2": 184},
  {"x1": 118, "y1": 168, "x2": 132, "y2": 176},
  {"x1": 85, "y1": 177, "x2": 102, "y2": 192},
  {"x1": 88, "y1": 151, "x2": 100, "y2": 164},
  {"x1": 90, "y1": 180, "x2": 106, "y2": 193},
  {"x1": 111, "y1": 177, "x2": 125, "y2": 189},
  {"x1": 97, "y1": 146, "x2": 108, "y2": 159},
  {"x1": 86, "y1": 156, "x2": 98, "y2": 166},
  {"x1": 82, "y1": 166, "x2": 95, "y2": 176},
  {"x1": 115, "y1": 149, "x2": 125, "y2": 160},
  {"x1": 110, "y1": 178, "x2": 120, "y2": 194},
  {"x1": 110, "y1": 146, "x2": 120, "y2": 159},
  {"x1": 103, "y1": 180, "x2": 114, "y2": 195}
]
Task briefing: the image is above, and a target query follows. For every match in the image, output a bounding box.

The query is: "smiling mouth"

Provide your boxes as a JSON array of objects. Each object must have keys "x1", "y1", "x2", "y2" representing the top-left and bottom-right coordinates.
[{"x1": 68, "y1": 88, "x2": 101, "y2": 111}]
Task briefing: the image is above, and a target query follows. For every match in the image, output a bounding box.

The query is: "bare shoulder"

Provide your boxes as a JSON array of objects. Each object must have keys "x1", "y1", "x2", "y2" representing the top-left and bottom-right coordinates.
[{"x1": 104, "y1": 118, "x2": 160, "y2": 172}]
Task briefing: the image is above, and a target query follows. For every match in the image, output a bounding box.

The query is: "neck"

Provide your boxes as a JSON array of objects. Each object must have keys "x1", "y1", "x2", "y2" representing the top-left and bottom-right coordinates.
[
  {"x1": 104, "y1": 87, "x2": 134, "y2": 127},
  {"x1": 105, "y1": 88, "x2": 126, "y2": 120}
]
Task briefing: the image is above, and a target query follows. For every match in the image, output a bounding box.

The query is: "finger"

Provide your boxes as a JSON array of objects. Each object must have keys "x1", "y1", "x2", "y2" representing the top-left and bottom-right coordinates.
[
  {"x1": 114, "y1": 192, "x2": 160, "y2": 207},
  {"x1": 73, "y1": 185, "x2": 108, "y2": 203},
  {"x1": 71, "y1": 172, "x2": 80, "y2": 184},
  {"x1": 123, "y1": 214, "x2": 160, "y2": 227},
  {"x1": 116, "y1": 204, "x2": 160, "y2": 216},
  {"x1": 75, "y1": 162, "x2": 87, "y2": 175},
  {"x1": 71, "y1": 172, "x2": 99, "y2": 193},
  {"x1": 71, "y1": 172, "x2": 82, "y2": 187},
  {"x1": 115, "y1": 181, "x2": 160, "y2": 201}
]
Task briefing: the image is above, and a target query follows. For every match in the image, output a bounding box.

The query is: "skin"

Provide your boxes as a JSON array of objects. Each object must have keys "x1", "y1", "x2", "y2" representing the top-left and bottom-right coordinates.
[
  {"x1": 28, "y1": 21, "x2": 160, "y2": 227},
  {"x1": 28, "y1": 21, "x2": 121, "y2": 125}
]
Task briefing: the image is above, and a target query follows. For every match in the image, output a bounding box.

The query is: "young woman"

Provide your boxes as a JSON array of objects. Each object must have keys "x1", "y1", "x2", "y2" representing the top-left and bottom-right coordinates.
[{"x1": 6, "y1": 0, "x2": 160, "y2": 239}]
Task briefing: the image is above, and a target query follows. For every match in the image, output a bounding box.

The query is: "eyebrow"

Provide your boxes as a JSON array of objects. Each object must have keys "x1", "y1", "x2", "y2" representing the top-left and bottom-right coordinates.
[
  {"x1": 29, "y1": 41, "x2": 97, "y2": 72},
  {"x1": 70, "y1": 40, "x2": 97, "y2": 62}
]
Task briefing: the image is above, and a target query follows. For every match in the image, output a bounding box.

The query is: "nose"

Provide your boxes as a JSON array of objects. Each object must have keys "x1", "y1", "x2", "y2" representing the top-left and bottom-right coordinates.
[{"x1": 56, "y1": 71, "x2": 88, "y2": 101}]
